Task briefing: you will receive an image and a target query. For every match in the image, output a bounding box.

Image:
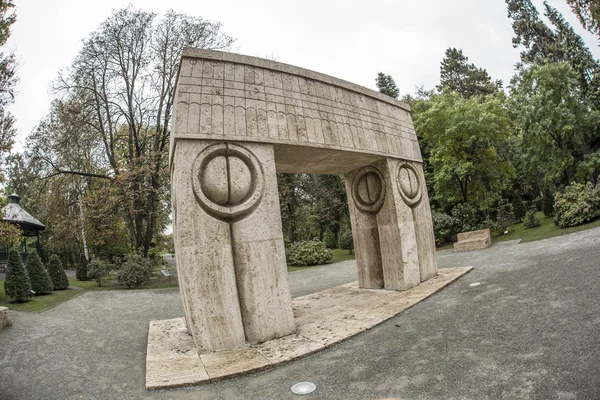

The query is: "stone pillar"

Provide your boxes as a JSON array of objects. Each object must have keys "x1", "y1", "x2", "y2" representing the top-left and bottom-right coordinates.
[
  {"x1": 344, "y1": 168, "x2": 384, "y2": 289},
  {"x1": 345, "y1": 158, "x2": 437, "y2": 292},
  {"x1": 410, "y1": 163, "x2": 438, "y2": 282},
  {"x1": 229, "y1": 143, "x2": 295, "y2": 343},
  {"x1": 374, "y1": 158, "x2": 421, "y2": 291},
  {"x1": 172, "y1": 139, "x2": 295, "y2": 352}
]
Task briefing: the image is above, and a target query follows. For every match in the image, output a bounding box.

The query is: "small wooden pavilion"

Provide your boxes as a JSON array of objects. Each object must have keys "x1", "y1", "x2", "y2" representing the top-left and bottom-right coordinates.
[{"x1": 0, "y1": 193, "x2": 45, "y2": 269}]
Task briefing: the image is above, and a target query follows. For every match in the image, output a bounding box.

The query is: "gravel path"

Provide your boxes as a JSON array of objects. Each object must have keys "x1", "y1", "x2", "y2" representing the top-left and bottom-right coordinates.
[{"x1": 1, "y1": 227, "x2": 600, "y2": 399}]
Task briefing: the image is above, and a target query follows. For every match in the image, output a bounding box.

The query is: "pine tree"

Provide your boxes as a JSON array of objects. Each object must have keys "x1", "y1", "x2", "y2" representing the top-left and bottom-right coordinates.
[
  {"x1": 506, "y1": 0, "x2": 563, "y2": 63},
  {"x1": 47, "y1": 254, "x2": 69, "y2": 290},
  {"x1": 25, "y1": 249, "x2": 53, "y2": 295},
  {"x1": 76, "y1": 258, "x2": 88, "y2": 281},
  {"x1": 375, "y1": 72, "x2": 400, "y2": 99},
  {"x1": 438, "y1": 48, "x2": 501, "y2": 98},
  {"x1": 4, "y1": 247, "x2": 31, "y2": 302}
]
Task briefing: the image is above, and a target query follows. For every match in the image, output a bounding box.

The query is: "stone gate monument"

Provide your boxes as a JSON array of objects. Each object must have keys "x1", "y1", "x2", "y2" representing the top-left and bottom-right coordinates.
[{"x1": 170, "y1": 49, "x2": 438, "y2": 354}]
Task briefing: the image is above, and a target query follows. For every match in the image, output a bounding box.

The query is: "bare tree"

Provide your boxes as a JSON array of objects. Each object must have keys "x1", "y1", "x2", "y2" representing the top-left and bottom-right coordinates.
[{"x1": 29, "y1": 7, "x2": 234, "y2": 255}]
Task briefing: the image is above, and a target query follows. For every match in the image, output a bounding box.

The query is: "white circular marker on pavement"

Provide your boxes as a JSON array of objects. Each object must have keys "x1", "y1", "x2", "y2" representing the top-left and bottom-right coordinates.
[
  {"x1": 291, "y1": 382, "x2": 316, "y2": 395},
  {"x1": 470, "y1": 282, "x2": 481, "y2": 287}
]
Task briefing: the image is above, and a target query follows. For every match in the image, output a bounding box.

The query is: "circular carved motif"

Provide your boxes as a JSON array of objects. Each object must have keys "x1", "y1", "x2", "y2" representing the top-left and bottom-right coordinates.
[
  {"x1": 192, "y1": 143, "x2": 264, "y2": 221},
  {"x1": 396, "y1": 162, "x2": 422, "y2": 207},
  {"x1": 352, "y1": 166, "x2": 386, "y2": 214}
]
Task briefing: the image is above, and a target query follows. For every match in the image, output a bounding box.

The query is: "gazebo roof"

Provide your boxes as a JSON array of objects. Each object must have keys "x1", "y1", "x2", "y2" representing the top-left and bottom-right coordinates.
[{"x1": 1, "y1": 193, "x2": 45, "y2": 234}]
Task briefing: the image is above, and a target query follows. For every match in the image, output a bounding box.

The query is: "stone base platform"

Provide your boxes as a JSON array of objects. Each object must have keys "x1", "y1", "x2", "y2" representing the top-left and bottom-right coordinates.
[
  {"x1": 146, "y1": 267, "x2": 472, "y2": 390},
  {"x1": 0, "y1": 306, "x2": 11, "y2": 331}
]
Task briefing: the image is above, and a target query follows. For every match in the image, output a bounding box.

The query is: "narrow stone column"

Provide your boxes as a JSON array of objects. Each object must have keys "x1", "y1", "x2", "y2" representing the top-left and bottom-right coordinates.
[
  {"x1": 171, "y1": 140, "x2": 246, "y2": 352},
  {"x1": 374, "y1": 158, "x2": 421, "y2": 291},
  {"x1": 344, "y1": 168, "x2": 384, "y2": 289},
  {"x1": 410, "y1": 163, "x2": 438, "y2": 281},
  {"x1": 229, "y1": 142, "x2": 295, "y2": 343}
]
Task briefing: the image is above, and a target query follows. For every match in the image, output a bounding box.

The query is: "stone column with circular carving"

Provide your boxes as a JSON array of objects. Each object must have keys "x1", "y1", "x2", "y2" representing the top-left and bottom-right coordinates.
[
  {"x1": 345, "y1": 158, "x2": 438, "y2": 292},
  {"x1": 174, "y1": 139, "x2": 295, "y2": 352},
  {"x1": 344, "y1": 167, "x2": 385, "y2": 289}
]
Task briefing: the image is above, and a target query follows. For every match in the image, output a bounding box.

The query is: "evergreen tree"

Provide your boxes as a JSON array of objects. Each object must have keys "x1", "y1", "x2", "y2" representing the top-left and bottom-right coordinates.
[
  {"x1": 25, "y1": 249, "x2": 53, "y2": 295},
  {"x1": 567, "y1": 0, "x2": 600, "y2": 37},
  {"x1": 512, "y1": 193, "x2": 527, "y2": 222},
  {"x1": 47, "y1": 254, "x2": 69, "y2": 290},
  {"x1": 438, "y1": 48, "x2": 501, "y2": 97},
  {"x1": 76, "y1": 258, "x2": 88, "y2": 281},
  {"x1": 375, "y1": 72, "x2": 400, "y2": 99},
  {"x1": 506, "y1": 0, "x2": 563, "y2": 63},
  {"x1": 4, "y1": 247, "x2": 31, "y2": 302}
]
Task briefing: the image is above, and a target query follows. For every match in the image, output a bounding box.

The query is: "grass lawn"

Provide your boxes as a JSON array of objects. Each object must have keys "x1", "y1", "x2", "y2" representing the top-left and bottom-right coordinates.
[
  {"x1": 435, "y1": 211, "x2": 600, "y2": 250},
  {"x1": 287, "y1": 248, "x2": 355, "y2": 272},
  {"x1": 0, "y1": 282, "x2": 83, "y2": 312},
  {"x1": 493, "y1": 212, "x2": 600, "y2": 244}
]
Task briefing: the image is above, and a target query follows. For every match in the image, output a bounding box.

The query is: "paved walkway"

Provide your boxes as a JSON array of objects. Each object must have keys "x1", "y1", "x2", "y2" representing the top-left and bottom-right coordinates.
[{"x1": 1, "y1": 228, "x2": 600, "y2": 399}]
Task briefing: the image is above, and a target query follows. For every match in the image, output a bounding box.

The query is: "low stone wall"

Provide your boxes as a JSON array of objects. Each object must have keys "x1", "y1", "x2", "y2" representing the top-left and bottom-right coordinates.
[
  {"x1": 0, "y1": 306, "x2": 12, "y2": 331},
  {"x1": 454, "y1": 229, "x2": 491, "y2": 252}
]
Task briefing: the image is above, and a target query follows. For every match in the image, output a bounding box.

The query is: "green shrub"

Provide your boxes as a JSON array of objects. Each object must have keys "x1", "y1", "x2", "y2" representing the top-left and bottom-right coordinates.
[
  {"x1": 287, "y1": 239, "x2": 333, "y2": 266},
  {"x1": 451, "y1": 203, "x2": 484, "y2": 233},
  {"x1": 523, "y1": 210, "x2": 541, "y2": 229},
  {"x1": 489, "y1": 201, "x2": 515, "y2": 235},
  {"x1": 26, "y1": 250, "x2": 53, "y2": 295},
  {"x1": 432, "y1": 211, "x2": 460, "y2": 245},
  {"x1": 323, "y1": 230, "x2": 336, "y2": 249},
  {"x1": 4, "y1": 247, "x2": 32, "y2": 302},
  {"x1": 76, "y1": 258, "x2": 88, "y2": 281},
  {"x1": 553, "y1": 182, "x2": 600, "y2": 228},
  {"x1": 116, "y1": 253, "x2": 155, "y2": 288},
  {"x1": 542, "y1": 188, "x2": 554, "y2": 217},
  {"x1": 47, "y1": 254, "x2": 69, "y2": 290},
  {"x1": 337, "y1": 228, "x2": 354, "y2": 253},
  {"x1": 513, "y1": 195, "x2": 527, "y2": 222},
  {"x1": 87, "y1": 258, "x2": 109, "y2": 287}
]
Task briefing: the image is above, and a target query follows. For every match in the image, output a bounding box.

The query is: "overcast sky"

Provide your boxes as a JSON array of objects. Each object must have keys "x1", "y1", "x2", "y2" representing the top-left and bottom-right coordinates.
[{"x1": 5, "y1": 0, "x2": 600, "y2": 151}]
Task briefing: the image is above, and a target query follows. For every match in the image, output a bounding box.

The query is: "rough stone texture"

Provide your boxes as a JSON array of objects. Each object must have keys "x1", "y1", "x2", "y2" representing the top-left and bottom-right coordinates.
[
  {"x1": 454, "y1": 228, "x2": 492, "y2": 252},
  {"x1": 172, "y1": 140, "x2": 295, "y2": 352},
  {"x1": 145, "y1": 267, "x2": 471, "y2": 389},
  {"x1": 170, "y1": 49, "x2": 438, "y2": 354},
  {"x1": 171, "y1": 49, "x2": 421, "y2": 165},
  {"x1": 345, "y1": 159, "x2": 438, "y2": 291},
  {"x1": 0, "y1": 306, "x2": 11, "y2": 331}
]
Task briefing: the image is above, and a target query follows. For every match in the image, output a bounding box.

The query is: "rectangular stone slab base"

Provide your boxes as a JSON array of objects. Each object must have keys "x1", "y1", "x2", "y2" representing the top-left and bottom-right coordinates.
[{"x1": 146, "y1": 267, "x2": 473, "y2": 390}]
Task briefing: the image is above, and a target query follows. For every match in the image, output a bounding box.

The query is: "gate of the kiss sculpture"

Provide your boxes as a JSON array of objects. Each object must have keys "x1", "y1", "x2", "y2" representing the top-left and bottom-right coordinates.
[{"x1": 170, "y1": 48, "x2": 438, "y2": 353}]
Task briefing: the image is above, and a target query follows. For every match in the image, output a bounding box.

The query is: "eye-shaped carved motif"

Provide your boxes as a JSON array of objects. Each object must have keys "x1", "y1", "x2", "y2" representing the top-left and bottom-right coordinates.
[
  {"x1": 351, "y1": 166, "x2": 386, "y2": 214},
  {"x1": 396, "y1": 162, "x2": 422, "y2": 207},
  {"x1": 192, "y1": 143, "x2": 264, "y2": 222}
]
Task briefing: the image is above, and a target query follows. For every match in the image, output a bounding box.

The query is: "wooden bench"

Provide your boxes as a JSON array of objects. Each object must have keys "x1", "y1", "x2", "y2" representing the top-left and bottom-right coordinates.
[{"x1": 453, "y1": 229, "x2": 491, "y2": 252}]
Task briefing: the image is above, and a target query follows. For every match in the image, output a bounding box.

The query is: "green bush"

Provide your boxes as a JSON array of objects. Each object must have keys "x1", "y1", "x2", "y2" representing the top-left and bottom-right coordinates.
[
  {"x1": 451, "y1": 203, "x2": 484, "y2": 233},
  {"x1": 322, "y1": 230, "x2": 336, "y2": 249},
  {"x1": 489, "y1": 201, "x2": 515, "y2": 235},
  {"x1": 47, "y1": 254, "x2": 69, "y2": 290},
  {"x1": 513, "y1": 195, "x2": 527, "y2": 222},
  {"x1": 87, "y1": 258, "x2": 109, "y2": 287},
  {"x1": 542, "y1": 188, "x2": 554, "y2": 217},
  {"x1": 116, "y1": 253, "x2": 155, "y2": 288},
  {"x1": 4, "y1": 247, "x2": 32, "y2": 302},
  {"x1": 26, "y1": 250, "x2": 53, "y2": 295},
  {"x1": 432, "y1": 211, "x2": 460, "y2": 245},
  {"x1": 287, "y1": 239, "x2": 333, "y2": 266},
  {"x1": 553, "y1": 182, "x2": 600, "y2": 228},
  {"x1": 76, "y1": 258, "x2": 88, "y2": 281},
  {"x1": 337, "y1": 228, "x2": 354, "y2": 253},
  {"x1": 523, "y1": 210, "x2": 541, "y2": 229}
]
